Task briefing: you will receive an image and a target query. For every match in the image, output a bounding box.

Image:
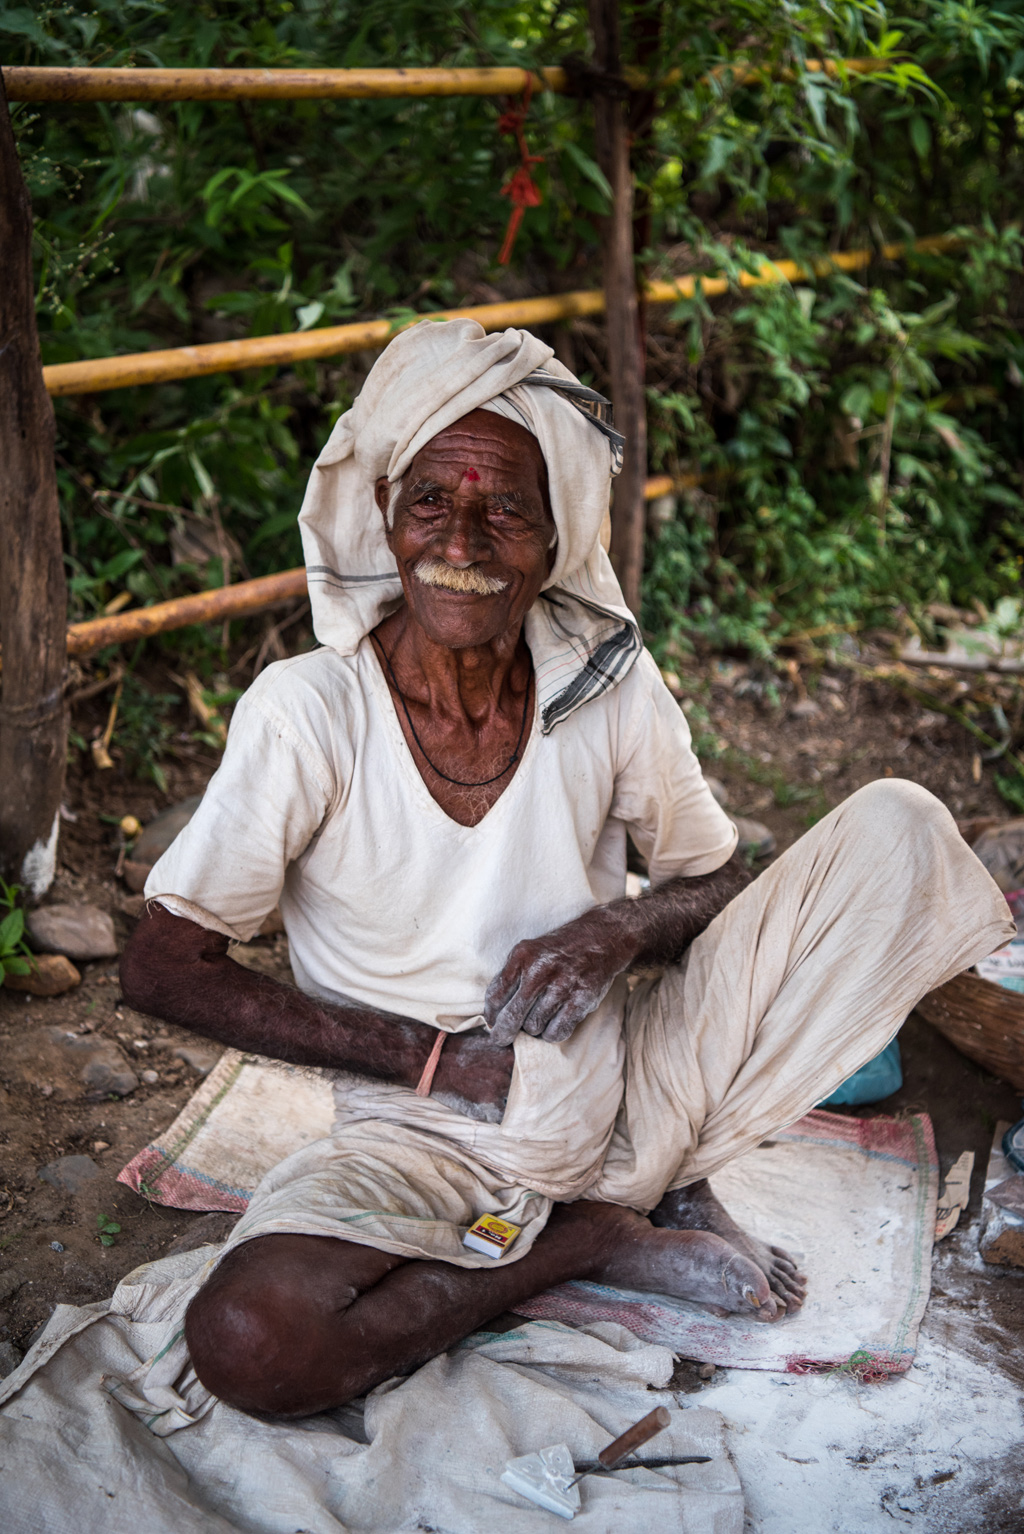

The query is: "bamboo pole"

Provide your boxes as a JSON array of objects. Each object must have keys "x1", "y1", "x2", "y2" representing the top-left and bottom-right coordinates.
[
  {"x1": 3, "y1": 66, "x2": 564, "y2": 103},
  {"x1": 2, "y1": 58, "x2": 892, "y2": 103},
  {"x1": 0, "y1": 75, "x2": 68, "y2": 897},
  {"x1": 42, "y1": 235, "x2": 961, "y2": 399},
  {"x1": 65, "y1": 568, "x2": 308, "y2": 658}
]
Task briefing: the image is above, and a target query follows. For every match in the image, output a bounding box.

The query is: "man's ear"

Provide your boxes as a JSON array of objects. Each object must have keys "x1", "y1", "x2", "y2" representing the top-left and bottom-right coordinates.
[
  {"x1": 374, "y1": 477, "x2": 394, "y2": 544},
  {"x1": 546, "y1": 535, "x2": 558, "y2": 576}
]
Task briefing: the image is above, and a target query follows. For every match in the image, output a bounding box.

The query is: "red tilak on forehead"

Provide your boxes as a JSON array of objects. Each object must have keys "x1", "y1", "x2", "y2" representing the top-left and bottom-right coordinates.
[{"x1": 464, "y1": 467, "x2": 481, "y2": 482}]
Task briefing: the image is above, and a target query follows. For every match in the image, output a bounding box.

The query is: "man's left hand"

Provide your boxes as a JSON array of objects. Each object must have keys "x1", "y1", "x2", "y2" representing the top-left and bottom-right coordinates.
[
  {"x1": 484, "y1": 908, "x2": 632, "y2": 1046},
  {"x1": 483, "y1": 856, "x2": 752, "y2": 1047}
]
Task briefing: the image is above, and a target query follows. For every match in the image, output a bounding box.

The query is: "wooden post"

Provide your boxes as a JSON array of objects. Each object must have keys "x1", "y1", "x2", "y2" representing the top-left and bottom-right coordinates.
[
  {"x1": 589, "y1": 0, "x2": 647, "y2": 618},
  {"x1": 0, "y1": 74, "x2": 68, "y2": 897}
]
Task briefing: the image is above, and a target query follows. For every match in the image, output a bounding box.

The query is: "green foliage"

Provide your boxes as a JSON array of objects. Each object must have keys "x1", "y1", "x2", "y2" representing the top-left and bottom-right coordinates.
[
  {"x1": 995, "y1": 770, "x2": 1024, "y2": 814},
  {"x1": 5, "y1": 0, "x2": 1023, "y2": 686},
  {"x1": 96, "y1": 1212, "x2": 122, "y2": 1247},
  {"x1": 114, "y1": 673, "x2": 182, "y2": 791},
  {"x1": 644, "y1": 225, "x2": 1024, "y2": 656},
  {"x1": 0, "y1": 881, "x2": 34, "y2": 984}
]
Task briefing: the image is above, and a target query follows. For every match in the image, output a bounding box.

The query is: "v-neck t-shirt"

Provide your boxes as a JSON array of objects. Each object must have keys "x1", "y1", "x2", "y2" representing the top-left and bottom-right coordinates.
[{"x1": 147, "y1": 639, "x2": 737, "y2": 1197}]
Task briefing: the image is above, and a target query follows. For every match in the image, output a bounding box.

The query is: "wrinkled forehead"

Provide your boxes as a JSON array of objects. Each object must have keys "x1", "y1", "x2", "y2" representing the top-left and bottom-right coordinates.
[{"x1": 409, "y1": 408, "x2": 550, "y2": 498}]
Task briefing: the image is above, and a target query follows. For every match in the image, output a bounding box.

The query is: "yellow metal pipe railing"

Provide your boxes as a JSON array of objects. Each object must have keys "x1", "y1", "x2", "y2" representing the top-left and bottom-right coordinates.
[
  {"x1": 4, "y1": 58, "x2": 892, "y2": 102},
  {"x1": 42, "y1": 234, "x2": 962, "y2": 398},
  {"x1": 44, "y1": 292, "x2": 606, "y2": 396}
]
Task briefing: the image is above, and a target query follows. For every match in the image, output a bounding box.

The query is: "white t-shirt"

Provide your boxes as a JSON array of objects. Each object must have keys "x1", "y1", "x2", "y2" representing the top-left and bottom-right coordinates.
[{"x1": 147, "y1": 638, "x2": 737, "y2": 1196}]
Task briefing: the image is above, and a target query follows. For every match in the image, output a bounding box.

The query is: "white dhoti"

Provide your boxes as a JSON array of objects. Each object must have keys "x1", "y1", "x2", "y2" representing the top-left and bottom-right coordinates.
[{"x1": 217, "y1": 779, "x2": 1012, "y2": 1269}]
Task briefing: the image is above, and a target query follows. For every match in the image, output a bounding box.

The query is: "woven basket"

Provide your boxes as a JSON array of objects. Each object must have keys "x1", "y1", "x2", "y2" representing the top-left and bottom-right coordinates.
[{"x1": 916, "y1": 971, "x2": 1024, "y2": 1092}]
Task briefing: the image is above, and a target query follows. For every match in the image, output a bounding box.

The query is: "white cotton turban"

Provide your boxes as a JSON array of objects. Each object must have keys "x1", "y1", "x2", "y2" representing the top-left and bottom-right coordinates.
[{"x1": 297, "y1": 318, "x2": 642, "y2": 731}]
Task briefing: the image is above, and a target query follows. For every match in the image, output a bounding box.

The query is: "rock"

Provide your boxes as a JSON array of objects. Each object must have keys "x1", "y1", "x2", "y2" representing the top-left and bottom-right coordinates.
[
  {"x1": 3, "y1": 954, "x2": 81, "y2": 996},
  {"x1": 141, "y1": 1069, "x2": 159, "y2": 1085},
  {"x1": 173, "y1": 1044, "x2": 222, "y2": 1076},
  {"x1": 0, "y1": 1270, "x2": 23, "y2": 1306},
  {"x1": 730, "y1": 814, "x2": 776, "y2": 859},
  {"x1": 0, "y1": 1341, "x2": 23, "y2": 1379},
  {"x1": 26, "y1": 903, "x2": 118, "y2": 961},
  {"x1": 972, "y1": 819, "x2": 1024, "y2": 893},
  {"x1": 92, "y1": 1140, "x2": 111, "y2": 1153},
  {"x1": 703, "y1": 775, "x2": 729, "y2": 808},
  {"x1": 789, "y1": 698, "x2": 822, "y2": 719},
  {"x1": 4, "y1": 1026, "x2": 138, "y2": 1101},
  {"x1": 123, "y1": 796, "x2": 203, "y2": 891},
  {"x1": 50, "y1": 1241, "x2": 64, "y2": 1253},
  {"x1": 119, "y1": 894, "x2": 147, "y2": 919},
  {"x1": 38, "y1": 1154, "x2": 101, "y2": 1195}
]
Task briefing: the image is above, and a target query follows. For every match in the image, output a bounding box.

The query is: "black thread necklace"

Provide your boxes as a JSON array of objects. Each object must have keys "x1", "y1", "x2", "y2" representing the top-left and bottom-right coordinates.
[{"x1": 375, "y1": 638, "x2": 533, "y2": 788}]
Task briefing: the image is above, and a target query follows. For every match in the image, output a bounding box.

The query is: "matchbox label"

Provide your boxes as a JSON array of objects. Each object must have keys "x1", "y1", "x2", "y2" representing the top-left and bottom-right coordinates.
[{"x1": 463, "y1": 1214, "x2": 522, "y2": 1258}]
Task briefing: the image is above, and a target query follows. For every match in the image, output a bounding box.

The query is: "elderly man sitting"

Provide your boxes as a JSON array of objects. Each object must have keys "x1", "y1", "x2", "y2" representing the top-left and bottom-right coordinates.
[{"x1": 121, "y1": 318, "x2": 1011, "y2": 1421}]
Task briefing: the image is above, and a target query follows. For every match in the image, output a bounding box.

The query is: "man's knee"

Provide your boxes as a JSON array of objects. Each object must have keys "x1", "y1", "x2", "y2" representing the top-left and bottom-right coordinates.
[
  {"x1": 184, "y1": 1256, "x2": 355, "y2": 1417},
  {"x1": 185, "y1": 1270, "x2": 302, "y2": 1416},
  {"x1": 834, "y1": 777, "x2": 951, "y2": 844}
]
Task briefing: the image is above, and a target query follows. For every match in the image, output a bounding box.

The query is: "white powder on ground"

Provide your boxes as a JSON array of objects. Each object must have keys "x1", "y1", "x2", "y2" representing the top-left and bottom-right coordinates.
[{"x1": 692, "y1": 1327, "x2": 1023, "y2": 1532}]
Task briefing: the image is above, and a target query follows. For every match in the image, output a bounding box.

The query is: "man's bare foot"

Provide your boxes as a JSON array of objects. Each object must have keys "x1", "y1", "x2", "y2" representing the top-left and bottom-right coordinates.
[
  {"x1": 649, "y1": 1180, "x2": 806, "y2": 1317},
  {"x1": 578, "y1": 1202, "x2": 783, "y2": 1321}
]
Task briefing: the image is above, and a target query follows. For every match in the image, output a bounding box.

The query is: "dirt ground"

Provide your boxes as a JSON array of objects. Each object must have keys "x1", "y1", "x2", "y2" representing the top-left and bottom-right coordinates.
[{"x1": 2, "y1": 641, "x2": 1022, "y2": 1406}]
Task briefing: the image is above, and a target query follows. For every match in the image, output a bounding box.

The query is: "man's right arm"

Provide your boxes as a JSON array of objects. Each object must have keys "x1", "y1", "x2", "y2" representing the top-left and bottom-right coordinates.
[{"x1": 120, "y1": 905, "x2": 513, "y2": 1119}]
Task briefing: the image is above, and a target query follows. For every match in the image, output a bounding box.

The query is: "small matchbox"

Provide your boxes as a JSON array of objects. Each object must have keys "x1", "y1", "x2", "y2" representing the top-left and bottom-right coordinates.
[{"x1": 463, "y1": 1214, "x2": 522, "y2": 1258}]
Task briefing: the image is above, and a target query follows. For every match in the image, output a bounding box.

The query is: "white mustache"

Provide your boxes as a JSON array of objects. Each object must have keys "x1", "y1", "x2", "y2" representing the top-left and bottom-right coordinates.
[{"x1": 413, "y1": 558, "x2": 508, "y2": 595}]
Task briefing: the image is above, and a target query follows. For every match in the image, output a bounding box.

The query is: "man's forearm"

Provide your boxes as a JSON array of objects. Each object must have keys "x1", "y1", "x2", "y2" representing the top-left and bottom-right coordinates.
[
  {"x1": 120, "y1": 905, "x2": 513, "y2": 1113},
  {"x1": 121, "y1": 905, "x2": 431, "y2": 1082},
  {"x1": 617, "y1": 852, "x2": 753, "y2": 969}
]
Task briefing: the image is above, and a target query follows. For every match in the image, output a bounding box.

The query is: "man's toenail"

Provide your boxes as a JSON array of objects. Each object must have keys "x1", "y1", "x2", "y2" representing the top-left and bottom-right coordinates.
[{"x1": 743, "y1": 1285, "x2": 761, "y2": 1306}]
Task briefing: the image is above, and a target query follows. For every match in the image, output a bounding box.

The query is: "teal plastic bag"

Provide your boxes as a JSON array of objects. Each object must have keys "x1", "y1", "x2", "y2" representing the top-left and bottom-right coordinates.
[{"x1": 819, "y1": 1037, "x2": 902, "y2": 1108}]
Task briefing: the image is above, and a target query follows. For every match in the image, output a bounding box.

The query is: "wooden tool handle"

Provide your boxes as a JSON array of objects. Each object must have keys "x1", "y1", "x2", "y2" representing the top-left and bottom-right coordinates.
[{"x1": 598, "y1": 1406, "x2": 671, "y2": 1470}]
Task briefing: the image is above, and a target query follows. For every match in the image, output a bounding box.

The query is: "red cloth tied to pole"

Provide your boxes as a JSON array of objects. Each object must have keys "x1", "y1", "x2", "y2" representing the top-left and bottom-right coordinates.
[{"x1": 496, "y1": 82, "x2": 543, "y2": 265}]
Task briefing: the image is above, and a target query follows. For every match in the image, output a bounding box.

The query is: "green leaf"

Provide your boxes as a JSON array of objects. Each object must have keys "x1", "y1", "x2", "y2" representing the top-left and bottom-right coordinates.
[
  {"x1": 560, "y1": 141, "x2": 612, "y2": 204},
  {"x1": 189, "y1": 454, "x2": 215, "y2": 502},
  {"x1": 296, "y1": 300, "x2": 325, "y2": 331},
  {"x1": 0, "y1": 908, "x2": 25, "y2": 952},
  {"x1": 700, "y1": 136, "x2": 734, "y2": 182},
  {"x1": 909, "y1": 115, "x2": 932, "y2": 161}
]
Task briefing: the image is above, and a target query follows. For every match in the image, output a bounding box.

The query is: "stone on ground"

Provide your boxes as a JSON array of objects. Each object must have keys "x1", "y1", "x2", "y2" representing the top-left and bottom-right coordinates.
[
  {"x1": 26, "y1": 903, "x2": 118, "y2": 961},
  {"x1": 122, "y1": 796, "x2": 203, "y2": 892},
  {"x1": 3, "y1": 954, "x2": 81, "y2": 996},
  {"x1": 173, "y1": 1044, "x2": 222, "y2": 1076},
  {"x1": 38, "y1": 1154, "x2": 101, "y2": 1195},
  {"x1": 731, "y1": 814, "x2": 776, "y2": 858},
  {"x1": 4, "y1": 1026, "x2": 138, "y2": 1100},
  {"x1": 0, "y1": 1341, "x2": 23, "y2": 1379}
]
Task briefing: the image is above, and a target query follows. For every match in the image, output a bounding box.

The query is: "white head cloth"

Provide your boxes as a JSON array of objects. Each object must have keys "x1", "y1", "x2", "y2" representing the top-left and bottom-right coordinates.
[{"x1": 298, "y1": 317, "x2": 641, "y2": 732}]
